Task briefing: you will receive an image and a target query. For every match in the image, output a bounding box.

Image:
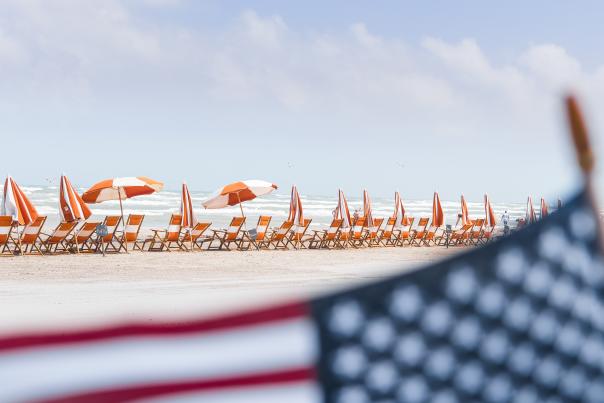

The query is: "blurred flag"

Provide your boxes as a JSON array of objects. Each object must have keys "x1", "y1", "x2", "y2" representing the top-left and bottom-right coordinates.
[{"x1": 0, "y1": 189, "x2": 602, "y2": 402}]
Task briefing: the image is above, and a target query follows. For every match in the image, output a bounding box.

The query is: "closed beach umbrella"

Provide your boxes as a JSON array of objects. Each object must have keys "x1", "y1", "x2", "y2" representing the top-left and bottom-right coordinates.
[
  {"x1": 288, "y1": 185, "x2": 304, "y2": 226},
  {"x1": 180, "y1": 183, "x2": 197, "y2": 229},
  {"x1": 460, "y1": 194, "x2": 471, "y2": 226},
  {"x1": 1, "y1": 176, "x2": 39, "y2": 226},
  {"x1": 484, "y1": 194, "x2": 497, "y2": 227},
  {"x1": 362, "y1": 190, "x2": 374, "y2": 229},
  {"x1": 335, "y1": 189, "x2": 351, "y2": 229},
  {"x1": 83, "y1": 176, "x2": 164, "y2": 251},
  {"x1": 432, "y1": 192, "x2": 444, "y2": 227},
  {"x1": 540, "y1": 198, "x2": 549, "y2": 219},
  {"x1": 203, "y1": 180, "x2": 277, "y2": 217},
  {"x1": 59, "y1": 175, "x2": 91, "y2": 223},
  {"x1": 526, "y1": 196, "x2": 537, "y2": 224},
  {"x1": 392, "y1": 191, "x2": 409, "y2": 227}
]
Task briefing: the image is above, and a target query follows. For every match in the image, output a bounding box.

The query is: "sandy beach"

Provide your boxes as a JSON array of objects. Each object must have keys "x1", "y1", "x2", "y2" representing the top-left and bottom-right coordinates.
[{"x1": 0, "y1": 247, "x2": 460, "y2": 335}]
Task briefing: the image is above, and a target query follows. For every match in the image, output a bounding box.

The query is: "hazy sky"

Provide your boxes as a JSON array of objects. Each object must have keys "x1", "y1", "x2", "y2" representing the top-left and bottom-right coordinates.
[{"x1": 1, "y1": 0, "x2": 603, "y2": 202}]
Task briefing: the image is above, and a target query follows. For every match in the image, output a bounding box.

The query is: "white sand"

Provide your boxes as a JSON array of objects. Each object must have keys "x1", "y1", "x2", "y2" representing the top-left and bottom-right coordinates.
[{"x1": 0, "y1": 247, "x2": 460, "y2": 335}]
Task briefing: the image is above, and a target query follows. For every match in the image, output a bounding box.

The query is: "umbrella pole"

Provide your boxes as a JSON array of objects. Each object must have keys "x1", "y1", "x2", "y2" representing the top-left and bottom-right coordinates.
[
  {"x1": 118, "y1": 190, "x2": 128, "y2": 253},
  {"x1": 236, "y1": 192, "x2": 246, "y2": 230}
]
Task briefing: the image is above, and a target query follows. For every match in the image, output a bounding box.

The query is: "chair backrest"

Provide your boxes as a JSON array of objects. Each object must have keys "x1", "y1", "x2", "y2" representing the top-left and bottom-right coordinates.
[
  {"x1": 125, "y1": 214, "x2": 145, "y2": 242},
  {"x1": 165, "y1": 214, "x2": 183, "y2": 242},
  {"x1": 471, "y1": 219, "x2": 485, "y2": 236},
  {"x1": 416, "y1": 217, "x2": 430, "y2": 232},
  {"x1": 0, "y1": 216, "x2": 13, "y2": 245},
  {"x1": 21, "y1": 216, "x2": 47, "y2": 245},
  {"x1": 425, "y1": 225, "x2": 439, "y2": 239},
  {"x1": 255, "y1": 216, "x2": 272, "y2": 241},
  {"x1": 326, "y1": 219, "x2": 343, "y2": 240},
  {"x1": 226, "y1": 217, "x2": 246, "y2": 241},
  {"x1": 291, "y1": 219, "x2": 312, "y2": 241},
  {"x1": 273, "y1": 220, "x2": 293, "y2": 241},
  {"x1": 369, "y1": 218, "x2": 384, "y2": 238},
  {"x1": 183, "y1": 222, "x2": 211, "y2": 242},
  {"x1": 47, "y1": 222, "x2": 78, "y2": 244},
  {"x1": 75, "y1": 221, "x2": 101, "y2": 243},
  {"x1": 101, "y1": 216, "x2": 122, "y2": 242},
  {"x1": 401, "y1": 217, "x2": 415, "y2": 235},
  {"x1": 352, "y1": 217, "x2": 367, "y2": 239},
  {"x1": 454, "y1": 223, "x2": 473, "y2": 236},
  {"x1": 382, "y1": 217, "x2": 396, "y2": 237}
]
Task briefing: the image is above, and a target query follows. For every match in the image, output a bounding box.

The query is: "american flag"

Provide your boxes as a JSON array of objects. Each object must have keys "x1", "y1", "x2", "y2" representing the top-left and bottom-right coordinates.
[{"x1": 1, "y1": 189, "x2": 603, "y2": 402}]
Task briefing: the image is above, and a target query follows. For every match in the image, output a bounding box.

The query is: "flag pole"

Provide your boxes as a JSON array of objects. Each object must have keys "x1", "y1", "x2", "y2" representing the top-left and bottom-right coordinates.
[{"x1": 565, "y1": 95, "x2": 602, "y2": 245}]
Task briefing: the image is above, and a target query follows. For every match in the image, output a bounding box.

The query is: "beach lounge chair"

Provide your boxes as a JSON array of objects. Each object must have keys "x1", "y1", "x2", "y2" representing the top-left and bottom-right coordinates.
[
  {"x1": 288, "y1": 218, "x2": 312, "y2": 249},
  {"x1": 95, "y1": 216, "x2": 123, "y2": 253},
  {"x1": 307, "y1": 219, "x2": 343, "y2": 249},
  {"x1": 0, "y1": 216, "x2": 17, "y2": 255},
  {"x1": 445, "y1": 223, "x2": 474, "y2": 246},
  {"x1": 40, "y1": 221, "x2": 78, "y2": 254},
  {"x1": 365, "y1": 217, "x2": 384, "y2": 247},
  {"x1": 421, "y1": 224, "x2": 442, "y2": 246},
  {"x1": 238, "y1": 216, "x2": 272, "y2": 251},
  {"x1": 396, "y1": 217, "x2": 416, "y2": 246},
  {"x1": 409, "y1": 217, "x2": 430, "y2": 246},
  {"x1": 348, "y1": 217, "x2": 367, "y2": 248},
  {"x1": 18, "y1": 216, "x2": 47, "y2": 255},
  {"x1": 468, "y1": 218, "x2": 485, "y2": 246},
  {"x1": 145, "y1": 214, "x2": 184, "y2": 252},
  {"x1": 68, "y1": 221, "x2": 101, "y2": 253},
  {"x1": 117, "y1": 214, "x2": 145, "y2": 252},
  {"x1": 181, "y1": 222, "x2": 212, "y2": 251},
  {"x1": 377, "y1": 217, "x2": 400, "y2": 247},
  {"x1": 206, "y1": 217, "x2": 246, "y2": 251},
  {"x1": 480, "y1": 224, "x2": 496, "y2": 245},
  {"x1": 256, "y1": 220, "x2": 293, "y2": 250}
]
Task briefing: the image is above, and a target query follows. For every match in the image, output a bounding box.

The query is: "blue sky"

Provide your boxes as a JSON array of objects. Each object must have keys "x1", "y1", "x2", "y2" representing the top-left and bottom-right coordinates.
[{"x1": 1, "y1": 0, "x2": 603, "y2": 202}]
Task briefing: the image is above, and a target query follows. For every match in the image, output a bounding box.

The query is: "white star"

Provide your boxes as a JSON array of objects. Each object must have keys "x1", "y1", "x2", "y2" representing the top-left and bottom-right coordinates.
[
  {"x1": 397, "y1": 376, "x2": 428, "y2": 403},
  {"x1": 496, "y1": 248, "x2": 527, "y2": 284},
  {"x1": 476, "y1": 283, "x2": 506, "y2": 318},
  {"x1": 508, "y1": 343, "x2": 536, "y2": 376},
  {"x1": 336, "y1": 386, "x2": 369, "y2": 403},
  {"x1": 524, "y1": 262, "x2": 553, "y2": 298},
  {"x1": 421, "y1": 302, "x2": 453, "y2": 337},
  {"x1": 569, "y1": 208, "x2": 597, "y2": 241},
  {"x1": 480, "y1": 330, "x2": 509, "y2": 364},
  {"x1": 389, "y1": 285, "x2": 423, "y2": 322},
  {"x1": 483, "y1": 375, "x2": 512, "y2": 403},
  {"x1": 395, "y1": 332, "x2": 426, "y2": 367},
  {"x1": 331, "y1": 345, "x2": 367, "y2": 379},
  {"x1": 538, "y1": 227, "x2": 568, "y2": 262},
  {"x1": 328, "y1": 300, "x2": 364, "y2": 337},
  {"x1": 365, "y1": 360, "x2": 398, "y2": 394},
  {"x1": 446, "y1": 265, "x2": 478, "y2": 304},
  {"x1": 362, "y1": 317, "x2": 395, "y2": 352},
  {"x1": 503, "y1": 296, "x2": 533, "y2": 332},
  {"x1": 452, "y1": 316, "x2": 483, "y2": 351}
]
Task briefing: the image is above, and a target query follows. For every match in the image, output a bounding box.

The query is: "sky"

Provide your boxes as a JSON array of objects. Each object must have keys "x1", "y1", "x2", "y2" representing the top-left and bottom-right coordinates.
[{"x1": 1, "y1": 0, "x2": 604, "y2": 203}]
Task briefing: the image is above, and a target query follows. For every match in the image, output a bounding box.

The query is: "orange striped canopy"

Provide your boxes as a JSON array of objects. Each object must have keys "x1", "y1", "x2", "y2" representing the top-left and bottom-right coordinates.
[
  {"x1": 59, "y1": 175, "x2": 91, "y2": 222},
  {"x1": 335, "y1": 189, "x2": 351, "y2": 228},
  {"x1": 485, "y1": 194, "x2": 497, "y2": 227},
  {"x1": 180, "y1": 183, "x2": 197, "y2": 229},
  {"x1": 203, "y1": 180, "x2": 277, "y2": 209},
  {"x1": 526, "y1": 196, "x2": 537, "y2": 224},
  {"x1": 460, "y1": 194, "x2": 471, "y2": 226},
  {"x1": 82, "y1": 177, "x2": 163, "y2": 203},
  {"x1": 392, "y1": 191, "x2": 409, "y2": 227},
  {"x1": 540, "y1": 198, "x2": 549, "y2": 219},
  {"x1": 432, "y1": 192, "x2": 444, "y2": 227},
  {"x1": 363, "y1": 189, "x2": 374, "y2": 228},
  {"x1": 287, "y1": 185, "x2": 304, "y2": 226},
  {"x1": 1, "y1": 176, "x2": 39, "y2": 226}
]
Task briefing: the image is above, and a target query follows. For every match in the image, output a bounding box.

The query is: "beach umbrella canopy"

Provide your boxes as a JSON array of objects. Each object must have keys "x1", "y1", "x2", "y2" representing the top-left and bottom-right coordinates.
[
  {"x1": 432, "y1": 192, "x2": 444, "y2": 227},
  {"x1": 334, "y1": 189, "x2": 351, "y2": 228},
  {"x1": 485, "y1": 194, "x2": 497, "y2": 227},
  {"x1": 1, "y1": 176, "x2": 39, "y2": 226},
  {"x1": 82, "y1": 177, "x2": 163, "y2": 204},
  {"x1": 180, "y1": 183, "x2": 197, "y2": 229},
  {"x1": 392, "y1": 191, "x2": 409, "y2": 227},
  {"x1": 363, "y1": 189, "x2": 374, "y2": 228},
  {"x1": 59, "y1": 175, "x2": 91, "y2": 223},
  {"x1": 203, "y1": 180, "x2": 278, "y2": 214},
  {"x1": 460, "y1": 194, "x2": 471, "y2": 226},
  {"x1": 526, "y1": 196, "x2": 537, "y2": 224},
  {"x1": 540, "y1": 198, "x2": 549, "y2": 219},
  {"x1": 288, "y1": 185, "x2": 304, "y2": 227}
]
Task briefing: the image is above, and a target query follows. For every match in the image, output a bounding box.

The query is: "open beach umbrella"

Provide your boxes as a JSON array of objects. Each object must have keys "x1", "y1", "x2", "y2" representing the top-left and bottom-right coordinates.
[
  {"x1": 59, "y1": 175, "x2": 91, "y2": 223},
  {"x1": 1, "y1": 176, "x2": 39, "y2": 226},
  {"x1": 203, "y1": 180, "x2": 277, "y2": 217},
  {"x1": 460, "y1": 194, "x2": 471, "y2": 226},
  {"x1": 540, "y1": 198, "x2": 549, "y2": 219},
  {"x1": 392, "y1": 191, "x2": 409, "y2": 228},
  {"x1": 485, "y1": 194, "x2": 497, "y2": 227},
  {"x1": 334, "y1": 189, "x2": 351, "y2": 229},
  {"x1": 363, "y1": 190, "x2": 374, "y2": 229},
  {"x1": 82, "y1": 176, "x2": 164, "y2": 250},
  {"x1": 180, "y1": 182, "x2": 197, "y2": 251},
  {"x1": 526, "y1": 196, "x2": 537, "y2": 224},
  {"x1": 288, "y1": 185, "x2": 304, "y2": 227},
  {"x1": 432, "y1": 192, "x2": 444, "y2": 227}
]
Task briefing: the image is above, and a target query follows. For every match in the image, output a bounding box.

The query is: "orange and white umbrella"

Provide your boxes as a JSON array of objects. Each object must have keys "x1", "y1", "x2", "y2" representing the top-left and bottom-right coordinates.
[
  {"x1": 59, "y1": 175, "x2": 91, "y2": 223},
  {"x1": 460, "y1": 194, "x2": 471, "y2": 226},
  {"x1": 288, "y1": 185, "x2": 304, "y2": 227},
  {"x1": 432, "y1": 192, "x2": 444, "y2": 227},
  {"x1": 1, "y1": 176, "x2": 39, "y2": 226},
  {"x1": 203, "y1": 180, "x2": 278, "y2": 217},
  {"x1": 363, "y1": 189, "x2": 374, "y2": 229},
  {"x1": 180, "y1": 183, "x2": 197, "y2": 229},
  {"x1": 526, "y1": 196, "x2": 537, "y2": 224},
  {"x1": 335, "y1": 189, "x2": 351, "y2": 229},
  {"x1": 540, "y1": 198, "x2": 549, "y2": 219},
  {"x1": 392, "y1": 191, "x2": 409, "y2": 228},
  {"x1": 485, "y1": 194, "x2": 497, "y2": 227}
]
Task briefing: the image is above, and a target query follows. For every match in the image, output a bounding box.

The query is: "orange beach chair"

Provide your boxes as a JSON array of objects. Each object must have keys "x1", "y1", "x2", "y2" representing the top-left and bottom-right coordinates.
[
  {"x1": 0, "y1": 216, "x2": 16, "y2": 255},
  {"x1": 206, "y1": 217, "x2": 246, "y2": 251},
  {"x1": 307, "y1": 219, "x2": 343, "y2": 249},
  {"x1": 145, "y1": 214, "x2": 183, "y2": 252},
  {"x1": 40, "y1": 221, "x2": 78, "y2": 254},
  {"x1": 238, "y1": 216, "x2": 272, "y2": 250},
  {"x1": 18, "y1": 216, "x2": 47, "y2": 255}
]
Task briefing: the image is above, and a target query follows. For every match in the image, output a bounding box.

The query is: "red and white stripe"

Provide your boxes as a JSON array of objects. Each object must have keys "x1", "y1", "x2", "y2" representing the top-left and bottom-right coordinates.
[
  {"x1": 362, "y1": 189, "x2": 374, "y2": 229},
  {"x1": 484, "y1": 194, "x2": 497, "y2": 227},
  {"x1": 526, "y1": 196, "x2": 537, "y2": 224},
  {"x1": 288, "y1": 186, "x2": 304, "y2": 227},
  {"x1": 203, "y1": 180, "x2": 277, "y2": 209},
  {"x1": 460, "y1": 195, "x2": 471, "y2": 226},
  {"x1": 392, "y1": 191, "x2": 408, "y2": 228},
  {"x1": 1, "y1": 175, "x2": 39, "y2": 226},
  {"x1": 540, "y1": 198, "x2": 549, "y2": 219},
  {"x1": 59, "y1": 175, "x2": 91, "y2": 223},
  {"x1": 0, "y1": 303, "x2": 319, "y2": 403},
  {"x1": 82, "y1": 177, "x2": 164, "y2": 204},
  {"x1": 335, "y1": 189, "x2": 351, "y2": 229},
  {"x1": 180, "y1": 183, "x2": 197, "y2": 229}
]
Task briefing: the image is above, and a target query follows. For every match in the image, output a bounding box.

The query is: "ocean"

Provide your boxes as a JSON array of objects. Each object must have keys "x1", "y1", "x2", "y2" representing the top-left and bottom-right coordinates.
[{"x1": 19, "y1": 185, "x2": 533, "y2": 230}]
